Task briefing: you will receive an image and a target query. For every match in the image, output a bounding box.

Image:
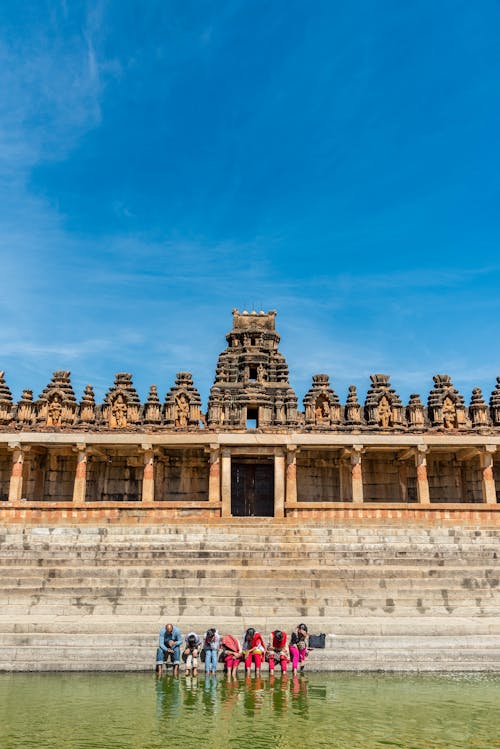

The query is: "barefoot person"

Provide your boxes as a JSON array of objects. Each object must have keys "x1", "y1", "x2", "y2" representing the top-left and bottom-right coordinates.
[
  {"x1": 242, "y1": 627, "x2": 266, "y2": 677},
  {"x1": 203, "y1": 627, "x2": 221, "y2": 675},
  {"x1": 220, "y1": 633, "x2": 242, "y2": 680},
  {"x1": 267, "y1": 629, "x2": 289, "y2": 675},
  {"x1": 156, "y1": 623, "x2": 183, "y2": 677},
  {"x1": 289, "y1": 623, "x2": 308, "y2": 676},
  {"x1": 183, "y1": 631, "x2": 203, "y2": 677}
]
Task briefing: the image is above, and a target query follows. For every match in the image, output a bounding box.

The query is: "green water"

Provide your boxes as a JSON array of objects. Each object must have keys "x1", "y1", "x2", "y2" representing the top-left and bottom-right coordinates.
[{"x1": 1, "y1": 673, "x2": 499, "y2": 749}]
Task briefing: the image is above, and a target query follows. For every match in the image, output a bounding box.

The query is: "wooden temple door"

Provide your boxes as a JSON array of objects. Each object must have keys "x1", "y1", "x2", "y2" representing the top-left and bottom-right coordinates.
[{"x1": 231, "y1": 461, "x2": 274, "y2": 516}]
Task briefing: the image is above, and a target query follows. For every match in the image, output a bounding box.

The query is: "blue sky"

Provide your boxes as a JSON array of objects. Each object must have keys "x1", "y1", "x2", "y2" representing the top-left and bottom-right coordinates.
[{"x1": 1, "y1": 0, "x2": 499, "y2": 410}]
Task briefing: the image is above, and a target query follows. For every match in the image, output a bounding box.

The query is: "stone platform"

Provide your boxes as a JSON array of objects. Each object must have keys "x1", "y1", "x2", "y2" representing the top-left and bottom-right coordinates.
[{"x1": 0, "y1": 520, "x2": 499, "y2": 672}]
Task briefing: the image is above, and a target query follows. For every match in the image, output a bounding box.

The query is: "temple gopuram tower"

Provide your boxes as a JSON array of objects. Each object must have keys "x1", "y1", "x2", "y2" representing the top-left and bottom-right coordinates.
[{"x1": 207, "y1": 309, "x2": 298, "y2": 429}]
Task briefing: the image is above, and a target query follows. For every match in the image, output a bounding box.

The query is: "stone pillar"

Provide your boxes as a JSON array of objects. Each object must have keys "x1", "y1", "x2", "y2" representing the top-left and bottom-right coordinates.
[
  {"x1": 285, "y1": 446, "x2": 298, "y2": 506},
  {"x1": 8, "y1": 443, "x2": 29, "y2": 504},
  {"x1": 141, "y1": 444, "x2": 155, "y2": 505},
  {"x1": 481, "y1": 445, "x2": 497, "y2": 505},
  {"x1": 274, "y1": 448, "x2": 286, "y2": 519},
  {"x1": 415, "y1": 446, "x2": 430, "y2": 504},
  {"x1": 208, "y1": 444, "x2": 221, "y2": 503},
  {"x1": 351, "y1": 446, "x2": 364, "y2": 504},
  {"x1": 72, "y1": 444, "x2": 87, "y2": 507},
  {"x1": 221, "y1": 448, "x2": 232, "y2": 518}
]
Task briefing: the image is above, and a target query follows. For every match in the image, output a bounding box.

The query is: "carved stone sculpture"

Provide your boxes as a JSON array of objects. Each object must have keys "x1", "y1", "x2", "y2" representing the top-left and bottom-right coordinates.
[
  {"x1": 17, "y1": 389, "x2": 34, "y2": 424},
  {"x1": 36, "y1": 371, "x2": 77, "y2": 427},
  {"x1": 364, "y1": 374, "x2": 405, "y2": 428},
  {"x1": 345, "y1": 385, "x2": 362, "y2": 425},
  {"x1": 102, "y1": 373, "x2": 141, "y2": 428},
  {"x1": 303, "y1": 374, "x2": 341, "y2": 428},
  {"x1": 143, "y1": 385, "x2": 162, "y2": 424},
  {"x1": 207, "y1": 310, "x2": 298, "y2": 428},
  {"x1": 490, "y1": 377, "x2": 500, "y2": 426},
  {"x1": 79, "y1": 385, "x2": 96, "y2": 424},
  {"x1": 469, "y1": 387, "x2": 490, "y2": 428},
  {"x1": 428, "y1": 375, "x2": 468, "y2": 429},
  {"x1": 110, "y1": 393, "x2": 128, "y2": 428},
  {"x1": 47, "y1": 395, "x2": 63, "y2": 426},
  {"x1": 0, "y1": 371, "x2": 13, "y2": 424},
  {"x1": 407, "y1": 394, "x2": 426, "y2": 429},
  {"x1": 164, "y1": 372, "x2": 202, "y2": 429}
]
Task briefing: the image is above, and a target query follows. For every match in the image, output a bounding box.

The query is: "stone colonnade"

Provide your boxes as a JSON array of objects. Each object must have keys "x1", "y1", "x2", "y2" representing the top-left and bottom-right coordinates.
[{"x1": 1, "y1": 437, "x2": 499, "y2": 514}]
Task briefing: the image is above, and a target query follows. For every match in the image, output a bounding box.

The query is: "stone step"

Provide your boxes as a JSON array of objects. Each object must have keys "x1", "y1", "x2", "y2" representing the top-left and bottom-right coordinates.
[
  {"x1": 1, "y1": 635, "x2": 500, "y2": 672},
  {"x1": 1, "y1": 632, "x2": 499, "y2": 648},
  {"x1": 1, "y1": 596, "x2": 500, "y2": 620},
  {"x1": 1, "y1": 615, "x2": 497, "y2": 636},
  {"x1": 0, "y1": 560, "x2": 500, "y2": 585},
  {"x1": 0, "y1": 545, "x2": 500, "y2": 564},
  {"x1": 2, "y1": 524, "x2": 497, "y2": 536},
  {"x1": 2, "y1": 581, "x2": 497, "y2": 597}
]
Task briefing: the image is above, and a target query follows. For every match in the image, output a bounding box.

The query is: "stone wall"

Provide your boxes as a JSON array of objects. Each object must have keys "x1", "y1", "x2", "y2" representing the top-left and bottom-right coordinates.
[
  {"x1": 296, "y1": 450, "x2": 341, "y2": 502},
  {"x1": 155, "y1": 448, "x2": 209, "y2": 502}
]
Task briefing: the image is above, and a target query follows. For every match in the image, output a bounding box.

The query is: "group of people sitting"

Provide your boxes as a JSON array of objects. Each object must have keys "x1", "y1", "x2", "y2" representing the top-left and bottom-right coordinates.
[{"x1": 156, "y1": 623, "x2": 310, "y2": 679}]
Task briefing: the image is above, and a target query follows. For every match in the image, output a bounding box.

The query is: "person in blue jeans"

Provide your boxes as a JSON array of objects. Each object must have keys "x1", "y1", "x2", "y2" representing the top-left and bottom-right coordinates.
[
  {"x1": 156, "y1": 623, "x2": 183, "y2": 677},
  {"x1": 203, "y1": 628, "x2": 220, "y2": 675}
]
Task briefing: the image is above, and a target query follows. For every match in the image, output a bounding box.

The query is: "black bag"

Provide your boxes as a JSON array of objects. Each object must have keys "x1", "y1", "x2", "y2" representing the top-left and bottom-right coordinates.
[
  {"x1": 308, "y1": 633, "x2": 326, "y2": 649},
  {"x1": 200, "y1": 647, "x2": 206, "y2": 663}
]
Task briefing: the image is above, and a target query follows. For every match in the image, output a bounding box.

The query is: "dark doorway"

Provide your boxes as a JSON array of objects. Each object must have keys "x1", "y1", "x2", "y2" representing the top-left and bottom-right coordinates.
[{"x1": 231, "y1": 461, "x2": 274, "y2": 516}]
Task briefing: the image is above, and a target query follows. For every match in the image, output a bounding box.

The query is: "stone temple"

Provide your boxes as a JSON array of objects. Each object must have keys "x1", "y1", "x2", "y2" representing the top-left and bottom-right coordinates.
[{"x1": 0, "y1": 310, "x2": 498, "y2": 672}]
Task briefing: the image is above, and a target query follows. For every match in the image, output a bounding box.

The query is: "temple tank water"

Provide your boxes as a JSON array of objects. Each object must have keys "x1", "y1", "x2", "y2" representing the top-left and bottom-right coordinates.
[{"x1": 1, "y1": 672, "x2": 499, "y2": 749}]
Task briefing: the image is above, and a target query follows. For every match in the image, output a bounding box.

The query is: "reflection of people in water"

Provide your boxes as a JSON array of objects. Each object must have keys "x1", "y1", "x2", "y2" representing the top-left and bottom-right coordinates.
[
  {"x1": 243, "y1": 675, "x2": 265, "y2": 717},
  {"x1": 290, "y1": 674, "x2": 309, "y2": 717},
  {"x1": 155, "y1": 676, "x2": 182, "y2": 721},
  {"x1": 202, "y1": 672, "x2": 217, "y2": 717},
  {"x1": 271, "y1": 671, "x2": 289, "y2": 716}
]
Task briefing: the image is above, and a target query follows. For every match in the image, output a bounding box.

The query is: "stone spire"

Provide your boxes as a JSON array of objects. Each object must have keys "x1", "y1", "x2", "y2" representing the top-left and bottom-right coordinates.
[
  {"x1": 0, "y1": 371, "x2": 13, "y2": 424},
  {"x1": 490, "y1": 377, "x2": 500, "y2": 426},
  {"x1": 16, "y1": 389, "x2": 34, "y2": 425},
  {"x1": 427, "y1": 375, "x2": 467, "y2": 429},
  {"x1": 207, "y1": 309, "x2": 298, "y2": 429},
  {"x1": 364, "y1": 374, "x2": 405, "y2": 428},
  {"x1": 79, "y1": 385, "x2": 96, "y2": 424},
  {"x1": 144, "y1": 384, "x2": 162, "y2": 425},
  {"x1": 36, "y1": 370, "x2": 77, "y2": 426},
  {"x1": 345, "y1": 385, "x2": 362, "y2": 426},
  {"x1": 303, "y1": 374, "x2": 341, "y2": 428},
  {"x1": 164, "y1": 373, "x2": 202, "y2": 428},
  {"x1": 406, "y1": 393, "x2": 426, "y2": 430},
  {"x1": 469, "y1": 387, "x2": 490, "y2": 428}
]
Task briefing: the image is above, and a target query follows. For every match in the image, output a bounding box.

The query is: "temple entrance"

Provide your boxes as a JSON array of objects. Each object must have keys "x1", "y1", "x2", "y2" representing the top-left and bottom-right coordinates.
[{"x1": 231, "y1": 461, "x2": 274, "y2": 516}]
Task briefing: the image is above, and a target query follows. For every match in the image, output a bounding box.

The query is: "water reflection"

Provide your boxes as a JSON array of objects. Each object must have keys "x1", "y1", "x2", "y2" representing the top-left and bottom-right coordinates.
[{"x1": 1, "y1": 672, "x2": 500, "y2": 749}]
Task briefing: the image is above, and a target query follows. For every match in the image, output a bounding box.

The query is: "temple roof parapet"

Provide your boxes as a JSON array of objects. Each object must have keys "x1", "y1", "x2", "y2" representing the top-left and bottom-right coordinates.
[{"x1": 0, "y1": 310, "x2": 500, "y2": 434}]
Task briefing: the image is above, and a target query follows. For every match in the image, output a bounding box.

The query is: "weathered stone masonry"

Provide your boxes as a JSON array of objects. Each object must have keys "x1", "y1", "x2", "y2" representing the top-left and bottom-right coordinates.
[{"x1": 0, "y1": 309, "x2": 499, "y2": 522}]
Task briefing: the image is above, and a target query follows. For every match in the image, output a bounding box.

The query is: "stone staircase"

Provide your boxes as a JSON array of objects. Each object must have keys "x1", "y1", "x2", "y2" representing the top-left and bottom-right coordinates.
[{"x1": 0, "y1": 522, "x2": 499, "y2": 671}]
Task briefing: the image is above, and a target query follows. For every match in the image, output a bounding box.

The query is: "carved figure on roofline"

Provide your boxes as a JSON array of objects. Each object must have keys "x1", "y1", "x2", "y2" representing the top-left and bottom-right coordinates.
[
  {"x1": 428, "y1": 374, "x2": 468, "y2": 429},
  {"x1": 47, "y1": 395, "x2": 63, "y2": 427},
  {"x1": 303, "y1": 374, "x2": 340, "y2": 428},
  {"x1": 364, "y1": 374, "x2": 404, "y2": 428},
  {"x1": 110, "y1": 393, "x2": 127, "y2": 428},
  {"x1": 377, "y1": 395, "x2": 392, "y2": 428},
  {"x1": 163, "y1": 372, "x2": 202, "y2": 429},
  {"x1": 175, "y1": 393, "x2": 189, "y2": 427}
]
